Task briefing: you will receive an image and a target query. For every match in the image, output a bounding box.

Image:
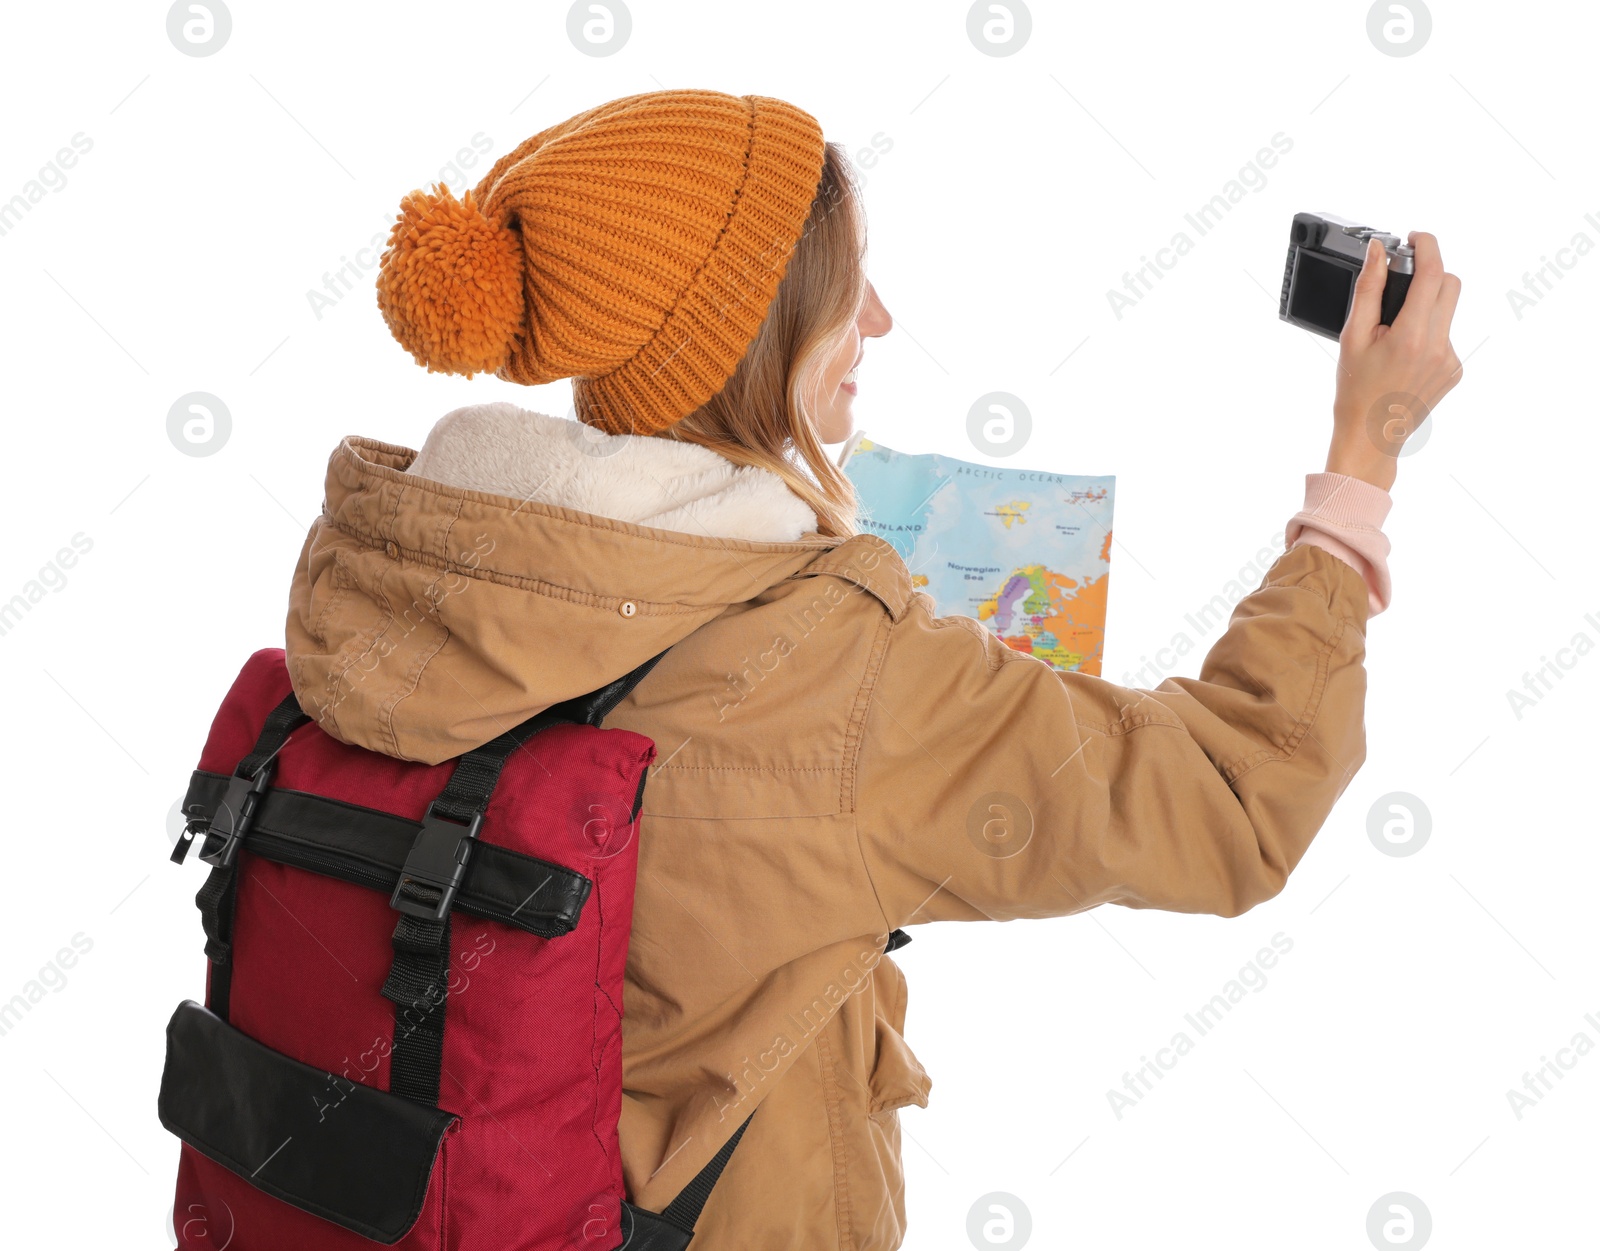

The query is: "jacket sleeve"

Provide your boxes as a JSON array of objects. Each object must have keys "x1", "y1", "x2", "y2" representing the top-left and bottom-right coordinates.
[{"x1": 850, "y1": 540, "x2": 1370, "y2": 924}]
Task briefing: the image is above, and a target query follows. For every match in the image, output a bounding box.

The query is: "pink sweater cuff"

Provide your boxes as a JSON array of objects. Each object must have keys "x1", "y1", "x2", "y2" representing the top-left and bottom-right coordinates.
[{"x1": 1285, "y1": 472, "x2": 1393, "y2": 616}]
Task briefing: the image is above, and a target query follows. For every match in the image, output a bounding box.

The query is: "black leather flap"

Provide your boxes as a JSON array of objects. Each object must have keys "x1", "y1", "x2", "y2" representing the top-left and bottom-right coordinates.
[{"x1": 158, "y1": 1000, "x2": 455, "y2": 1244}]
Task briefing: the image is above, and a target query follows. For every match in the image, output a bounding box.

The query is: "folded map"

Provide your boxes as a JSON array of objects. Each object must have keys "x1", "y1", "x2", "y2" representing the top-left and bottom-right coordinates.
[{"x1": 839, "y1": 433, "x2": 1115, "y2": 675}]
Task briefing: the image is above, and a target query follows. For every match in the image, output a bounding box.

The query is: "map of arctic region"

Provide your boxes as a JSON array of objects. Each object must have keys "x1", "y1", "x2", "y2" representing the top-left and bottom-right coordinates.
[{"x1": 841, "y1": 436, "x2": 1115, "y2": 675}]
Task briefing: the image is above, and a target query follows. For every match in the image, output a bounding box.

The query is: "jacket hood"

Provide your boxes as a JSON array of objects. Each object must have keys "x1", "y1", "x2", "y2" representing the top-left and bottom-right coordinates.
[{"x1": 284, "y1": 403, "x2": 837, "y2": 763}]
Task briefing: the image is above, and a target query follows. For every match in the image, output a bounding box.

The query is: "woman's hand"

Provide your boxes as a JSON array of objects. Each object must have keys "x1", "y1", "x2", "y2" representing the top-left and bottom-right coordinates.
[{"x1": 1327, "y1": 231, "x2": 1463, "y2": 492}]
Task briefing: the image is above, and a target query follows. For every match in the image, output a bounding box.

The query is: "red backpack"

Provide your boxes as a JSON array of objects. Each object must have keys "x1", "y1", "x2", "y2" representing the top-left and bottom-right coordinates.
[{"x1": 160, "y1": 647, "x2": 750, "y2": 1250}]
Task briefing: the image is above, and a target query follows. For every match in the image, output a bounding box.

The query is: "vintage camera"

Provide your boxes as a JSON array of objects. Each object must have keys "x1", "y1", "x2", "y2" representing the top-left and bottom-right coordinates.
[{"x1": 1279, "y1": 212, "x2": 1414, "y2": 340}]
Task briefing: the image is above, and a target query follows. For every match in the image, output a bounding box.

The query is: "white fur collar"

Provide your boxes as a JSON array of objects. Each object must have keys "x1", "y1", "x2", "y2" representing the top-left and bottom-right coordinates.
[{"x1": 405, "y1": 402, "x2": 818, "y2": 542}]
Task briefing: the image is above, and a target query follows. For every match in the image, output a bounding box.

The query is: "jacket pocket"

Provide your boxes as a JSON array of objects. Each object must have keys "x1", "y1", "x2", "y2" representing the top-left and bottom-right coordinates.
[{"x1": 867, "y1": 957, "x2": 931, "y2": 1121}]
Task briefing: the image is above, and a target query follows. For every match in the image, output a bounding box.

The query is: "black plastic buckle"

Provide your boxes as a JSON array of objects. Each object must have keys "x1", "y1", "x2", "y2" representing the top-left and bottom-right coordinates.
[
  {"x1": 389, "y1": 805, "x2": 485, "y2": 921},
  {"x1": 198, "y1": 766, "x2": 275, "y2": 870}
]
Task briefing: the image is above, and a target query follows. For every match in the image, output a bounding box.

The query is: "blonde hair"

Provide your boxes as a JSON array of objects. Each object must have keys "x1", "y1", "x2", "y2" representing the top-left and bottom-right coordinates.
[{"x1": 574, "y1": 142, "x2": 868, "y2": 538}]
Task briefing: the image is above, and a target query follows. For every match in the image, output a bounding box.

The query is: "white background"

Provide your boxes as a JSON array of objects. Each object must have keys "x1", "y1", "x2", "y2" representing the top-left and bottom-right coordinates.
[{"x1": 0, "y1": 1, "x2": 1592, "y2": 1247}]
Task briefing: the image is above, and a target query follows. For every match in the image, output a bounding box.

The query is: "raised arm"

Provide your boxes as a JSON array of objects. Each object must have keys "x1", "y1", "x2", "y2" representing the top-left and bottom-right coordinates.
[{"x1": 852, "y1": 539, "x2": 1370, "y2": 924}]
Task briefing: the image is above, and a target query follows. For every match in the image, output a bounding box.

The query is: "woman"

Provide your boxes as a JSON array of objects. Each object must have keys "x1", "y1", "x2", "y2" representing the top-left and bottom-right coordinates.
[{"x1": 286, "y1": 89, "x2": 1462, "y2": 1249}]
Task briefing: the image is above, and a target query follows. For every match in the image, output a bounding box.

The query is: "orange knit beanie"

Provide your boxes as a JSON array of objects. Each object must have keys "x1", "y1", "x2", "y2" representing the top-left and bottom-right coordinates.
[{"x1": 374, "y1": 89, "x2": 827, "y2": 436}]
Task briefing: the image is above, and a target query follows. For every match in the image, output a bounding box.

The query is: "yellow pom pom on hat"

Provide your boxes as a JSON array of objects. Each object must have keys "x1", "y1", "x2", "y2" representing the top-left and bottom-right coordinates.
[{"x1": 375, "y1": 89, "x2": 828, "y2": 436}]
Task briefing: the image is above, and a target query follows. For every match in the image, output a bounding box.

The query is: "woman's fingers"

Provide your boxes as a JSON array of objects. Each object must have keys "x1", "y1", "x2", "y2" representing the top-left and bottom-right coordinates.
[
  {"x1": 1432, "y1": 271, "x2": 1462, "y2": 340},
  {"x1": 1420, "y1": 268, "x2": 1463, "y2": 407},
  {"x1": 1394, "y1": 230, "x2": 1444, "y2": 336},
  {"x1": 1341, "y1": 237, "x2": 1390, "y2": 347}
]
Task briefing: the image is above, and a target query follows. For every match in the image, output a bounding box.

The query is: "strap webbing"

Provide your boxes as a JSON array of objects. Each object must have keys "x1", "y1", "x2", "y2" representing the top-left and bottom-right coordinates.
[
  {"x1": 658, "y1": 1110, "x2": 755, "y2": 1233},
  {"x1": 428, "y1": 708, "x2": 567, "y2": 824},
  {"x1": 194, "y1": 691, "x2": 309, "y2": 1022},
  {"x1": 378, "y1": 711, "x2": 569, "y2": 1105},
  {"x1": 238, "y1": 693, "x2": 314, "y2": 778},
  {"x1": 427, "y1": 646, "x2": 670, "y2": 825},
  {"x1": 194, "y1": 868, "x2": 238, "y2": 1019},
  {"x1": 380, "y1": 908, "x2": 453, "y2": 1106}
]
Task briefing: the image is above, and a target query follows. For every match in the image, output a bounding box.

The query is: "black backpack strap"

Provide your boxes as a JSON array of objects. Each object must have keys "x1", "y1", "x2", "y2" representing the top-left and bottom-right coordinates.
[
  {"x1": 382, "y1": 648, "x2": 671, "y2": 1108},
  {"x1": 660, "y1": 1109, "x2": 754, "y2": 1228},
  {"x1": 379, "y1": 711, "x2": 566, "y2": 1106},
  {"x1": 187, "y1": 691, "x2": 310, "y2": 1022},
  {"x1": 622, "y1": 1110, "x2": 756, "y2": 1250},
  {"x1": 380, "y1": 909, "x2": 454, "y2": 1106},
  {"x1": 567, "y1": 647, "x2": 670, "y2": 726},
  {"x1": 389, "y1": 646, "x2": 673, "y2": 923}
]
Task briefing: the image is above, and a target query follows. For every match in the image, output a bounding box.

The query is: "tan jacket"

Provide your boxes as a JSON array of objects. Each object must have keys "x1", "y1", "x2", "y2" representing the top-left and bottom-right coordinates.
[{"x1": 284, "y1": 409, "x2": 1371, "y2": 1251}]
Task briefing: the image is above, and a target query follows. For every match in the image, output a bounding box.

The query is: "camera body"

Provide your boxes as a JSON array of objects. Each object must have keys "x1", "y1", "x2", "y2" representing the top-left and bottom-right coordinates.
[{"x1": 1279, "y1": 211, "x2": 1414, "y2": 340}]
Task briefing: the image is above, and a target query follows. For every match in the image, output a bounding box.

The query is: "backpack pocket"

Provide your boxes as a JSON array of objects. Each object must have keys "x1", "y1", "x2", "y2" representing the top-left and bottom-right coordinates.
[{"x1": 158, "y1": 999, "x2": 456, "y2": 1245}]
